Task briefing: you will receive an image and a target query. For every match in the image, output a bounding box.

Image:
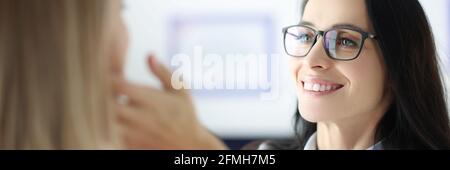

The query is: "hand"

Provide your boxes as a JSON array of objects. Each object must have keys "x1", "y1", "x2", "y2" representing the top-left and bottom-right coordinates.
[{"x1": 115, "y1": 55, "x2": 227, "y2": 150}]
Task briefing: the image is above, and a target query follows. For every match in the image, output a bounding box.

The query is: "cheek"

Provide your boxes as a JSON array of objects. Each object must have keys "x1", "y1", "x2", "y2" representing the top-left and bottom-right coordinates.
[
  {"x1": 119, "y1": 19, "x2": 129, "y2": 56},
  {"x1": 344, "y1": 52, "x2": 386, "y2": 111},
  {"x1": 110, "y1": 18, "x2": 129, "y2": 75},
  {"x1": 289, "y1": 58, "x2": 303, "y2": 81},
  {"x1": 116, "y1": 19, "x2": 129, "y2": 63}
]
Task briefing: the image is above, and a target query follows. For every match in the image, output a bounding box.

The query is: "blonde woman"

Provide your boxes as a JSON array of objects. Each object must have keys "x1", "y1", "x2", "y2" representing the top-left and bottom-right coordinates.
[{"x1": 0, "y1": 0, "x2": 128, "y2": 149}]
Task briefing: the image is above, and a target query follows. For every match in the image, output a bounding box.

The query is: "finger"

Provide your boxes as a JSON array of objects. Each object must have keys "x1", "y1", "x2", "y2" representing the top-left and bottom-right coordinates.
[
  {"x1": 117, "y1": 123, "x2": 158, "y2": 149},
  {"x1": 114, "y1": 79, "x2": 170, "y2": 107},
  {"x1": 116, "y1": 102, "x2": 172, "y2": 132},
  {"x1": 116, "y1": 106, "x2": 171, "y2": 150},
  {"x1": 118, "y1": 123, "x2": 186, "y2": 150},
  {"x1": 148, "y1": 54, "x2": 171, "y2": 90},
  {"x1": 147, "y1": 54, "x2": 188, "y2": 96},
  {"x1": 116, "y1": 103, "x2": 155, "y2": 128}
]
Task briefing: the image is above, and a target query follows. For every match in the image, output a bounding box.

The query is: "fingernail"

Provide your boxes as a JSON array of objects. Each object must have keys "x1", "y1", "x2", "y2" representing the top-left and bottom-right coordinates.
[
  {"x1": 150, "y1": 54, "x2": 159, "y2": 66},
  {"x1": 148, "y1": 54, "x2": 161, "y2": 73}
]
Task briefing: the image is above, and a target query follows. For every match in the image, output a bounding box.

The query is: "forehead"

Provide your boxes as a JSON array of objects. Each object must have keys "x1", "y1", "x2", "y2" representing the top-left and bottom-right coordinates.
[{"x1": 302, "y1": 0, "x2": 372, "y2": 31}]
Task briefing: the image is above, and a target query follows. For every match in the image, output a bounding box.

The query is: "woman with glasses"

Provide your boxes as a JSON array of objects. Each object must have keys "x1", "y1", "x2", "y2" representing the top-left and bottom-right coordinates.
[
  {"x1": 276, "y1": 0, "x2": 450, "y2": 150},
  {"x1": 117, "y1": 0, "x2": 450, "y2": 149}
]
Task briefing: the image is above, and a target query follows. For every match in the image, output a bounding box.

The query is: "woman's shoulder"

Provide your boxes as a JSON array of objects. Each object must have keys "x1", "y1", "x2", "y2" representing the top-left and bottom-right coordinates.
[
  {"x1": 240, "y1": 140, "x2": 266, "y2": 150},
  {"x1": 241, "y1": 139, "x2": 301, "y2": 150}
]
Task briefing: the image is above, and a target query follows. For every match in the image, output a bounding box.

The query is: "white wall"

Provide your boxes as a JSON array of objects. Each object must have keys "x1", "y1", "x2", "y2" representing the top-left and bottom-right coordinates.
[{"x1": 420, "y1": 0, "x2": 450, "y2": 68}]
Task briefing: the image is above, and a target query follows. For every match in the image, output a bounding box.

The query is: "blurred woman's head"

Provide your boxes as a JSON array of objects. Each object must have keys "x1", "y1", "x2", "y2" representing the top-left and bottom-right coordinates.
[
  {"x1": 288, "y1": 0, "x2": 450, "y2": 149},
  {"x1": 0, "y1": 0, "x2": 128, "y2": 149}
]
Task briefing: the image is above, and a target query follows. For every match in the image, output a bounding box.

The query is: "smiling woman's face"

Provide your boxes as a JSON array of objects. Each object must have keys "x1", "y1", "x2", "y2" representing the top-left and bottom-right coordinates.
[{"x1": 291, "y1": 0, "x2": 392, "y2": 123}]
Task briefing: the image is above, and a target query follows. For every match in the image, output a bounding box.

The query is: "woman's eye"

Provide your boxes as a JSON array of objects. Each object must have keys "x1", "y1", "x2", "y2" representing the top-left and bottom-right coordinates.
[
  {"x1": 340, "y1": 38, "x2": 358, "y2": 48},
  {"x1": 298, "y1": 34, "x2": 312, "y2": 42}
]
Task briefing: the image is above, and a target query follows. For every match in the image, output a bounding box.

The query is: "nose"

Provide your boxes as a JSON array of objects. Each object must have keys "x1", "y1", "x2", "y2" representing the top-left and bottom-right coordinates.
[{"x1": 302, "y1": 36, "x2": 333, "y2": 71}]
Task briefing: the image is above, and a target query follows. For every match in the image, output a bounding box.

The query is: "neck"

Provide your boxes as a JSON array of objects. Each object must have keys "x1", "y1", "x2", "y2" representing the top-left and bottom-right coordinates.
[{"x1": 316, "y1": 109, "x2": 386, "y2": 150}]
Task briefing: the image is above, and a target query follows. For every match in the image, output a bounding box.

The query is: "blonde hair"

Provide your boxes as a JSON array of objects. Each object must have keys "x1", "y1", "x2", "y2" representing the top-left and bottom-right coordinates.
[{"x1": 0, "y1": 0, "x2": 118, "y2": 149}]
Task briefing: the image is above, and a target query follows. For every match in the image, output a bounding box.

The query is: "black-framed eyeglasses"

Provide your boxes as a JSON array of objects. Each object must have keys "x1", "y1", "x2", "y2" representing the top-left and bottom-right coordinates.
[{"x1": 282, "y1": 24, "x2": 377, "y2": 61}]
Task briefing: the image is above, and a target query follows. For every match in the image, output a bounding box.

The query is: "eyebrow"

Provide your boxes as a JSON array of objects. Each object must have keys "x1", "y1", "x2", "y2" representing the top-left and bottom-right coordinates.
[{"x1": 299, "y1": 21, "x2": 368, "y2": 32}]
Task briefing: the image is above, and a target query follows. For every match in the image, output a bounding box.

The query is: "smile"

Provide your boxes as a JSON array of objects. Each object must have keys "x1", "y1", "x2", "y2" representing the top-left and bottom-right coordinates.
[
  {"x1": 301, "y1": 78, "x2": 344, "y2": 95},
  {"x1": 303, "y1": 82, "x2": 344, "y2": 92}
]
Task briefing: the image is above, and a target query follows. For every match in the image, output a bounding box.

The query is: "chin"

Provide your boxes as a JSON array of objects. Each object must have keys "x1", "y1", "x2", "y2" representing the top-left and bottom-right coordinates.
[
  {"x1": 299, "y1": 111, "x2": 324, "y2": 123},
  {"x1": 298, "y1": 105, "x2": 338, "y2": 123}
]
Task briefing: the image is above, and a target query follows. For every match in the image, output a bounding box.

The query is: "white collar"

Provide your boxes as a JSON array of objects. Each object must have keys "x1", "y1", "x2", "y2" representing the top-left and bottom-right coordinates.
[
  {"x1": 304, "y1": 132, "x2": 383, "y2": 150},
  {"x1": 304, "y1": 132, "x2": 318, "y2": 150}
]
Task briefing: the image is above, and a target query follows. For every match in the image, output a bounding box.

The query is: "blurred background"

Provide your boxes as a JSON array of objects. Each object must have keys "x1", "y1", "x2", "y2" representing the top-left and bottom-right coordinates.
[{"x1": 121, "y1": 0, "x2": 450, "y2": 149}]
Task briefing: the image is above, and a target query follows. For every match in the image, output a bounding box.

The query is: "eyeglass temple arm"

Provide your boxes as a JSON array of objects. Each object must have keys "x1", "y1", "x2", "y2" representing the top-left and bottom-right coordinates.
[
  {"x1": 283, "y1": 27, "x2": 301, "y2": 37},
  {"x1": 284, "y1": 32, "x2": 301, "y2": 39}
]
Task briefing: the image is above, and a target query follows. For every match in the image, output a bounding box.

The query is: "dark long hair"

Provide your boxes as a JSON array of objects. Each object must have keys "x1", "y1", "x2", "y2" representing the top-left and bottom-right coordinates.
[{"x1": 290, "y1": 0, "x2": 450, "y2": 149}]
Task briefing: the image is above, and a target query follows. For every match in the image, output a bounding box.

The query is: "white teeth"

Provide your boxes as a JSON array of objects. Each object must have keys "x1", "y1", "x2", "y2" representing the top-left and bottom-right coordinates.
[
  {"x1": 313, "y1": 84, "x2": 320, "y2": 91},
  {"x1": 304, "y1": 82, "x2": 313, "y2": 90},
  {"x1": 319, "y1": 85, "x2": 326, "y2": 92},
  {"x1": 303, "y1": 82, "x2": 341, "y2": 92}
]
